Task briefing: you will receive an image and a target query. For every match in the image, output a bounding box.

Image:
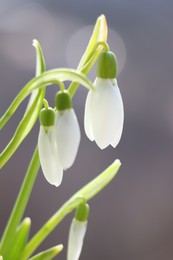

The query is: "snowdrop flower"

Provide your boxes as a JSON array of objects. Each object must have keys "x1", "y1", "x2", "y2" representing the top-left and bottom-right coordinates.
[
  {"x1": 84, "y1": 51, "x2": 124, "y2": 149},
  {"x1": 38, "y1": 106, "x2": 63, "y2": 187},
  {"x1": 67, "y1": 203, "x2": 89, "y2": 260},
  {"x1": 38, "y1": 92, "x2": 80, "y2": 187},
  {"x1": 54, "y1": 91, "x2": 81, "y2": 170}
]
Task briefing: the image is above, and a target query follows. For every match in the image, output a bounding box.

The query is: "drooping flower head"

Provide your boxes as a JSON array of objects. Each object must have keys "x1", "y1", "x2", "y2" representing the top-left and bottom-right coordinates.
[
  {"x1": 38, "y1": 105, "x2": 63, "y2": 187},
  {"x1": 38, "y1": 91, "x2": 81, "y2": 187},
  {"x1": 67, "y1": 203, "x2": 90, "y2": 260},
  {"x1": 84, "y1": 50, "x2": 124, "y2": 149},
  {"x1": 55, "y1": 91, "x2": 81, "y2": 170}
]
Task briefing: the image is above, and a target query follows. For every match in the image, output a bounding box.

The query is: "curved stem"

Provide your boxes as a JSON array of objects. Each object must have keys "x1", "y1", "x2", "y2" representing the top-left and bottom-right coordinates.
[
  {"x1": 21, "y1": 198, "x2": 83, "y2": 260},
  {"x1": 43, "y1": 99, "x2": 49, "y2": 109},
  {"x1": 0, "y1": 69, "x2": 93, "y2": 130},
  {"x1": 68, "y1": 41, "x2": 108, "y2": 97},
  {"x1": 55, "y1": 80, "x2": 65, "y2": 92},
  {"x1": 83, "y1": 41, "x2": 109, "y2": 66},
  {"x1": 21, "y1": 159, "x2": 121, "y2": 259}
]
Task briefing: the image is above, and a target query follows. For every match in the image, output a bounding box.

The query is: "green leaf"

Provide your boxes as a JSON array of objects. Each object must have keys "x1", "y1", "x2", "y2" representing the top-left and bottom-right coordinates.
[
  {"x1": 68, "y1": 14, "x2": 108, "y2": 97},
  {"x1": 28, "y1": 245, "x2": 63, "y2": 260},
  {"x1": 33, "y1": 39, "x2": 47, "y2": 77},
  {"x1": 0, "y1": 148, "x2": 40, "y2": 257},
  {"x1": 25, "y1": 39, "x2": 46, "y2": 112},
  {"x1": 5, "y1": 218, "x2": 31, "y2": 260},
  {"x1": 0, "y1": 39, "x2": 45, "y2": 255},
  {"x1": 0, "y1": 91, "x2": 43, "y2": 169},
  {"x1": 71, "y1": 159, "x2": 121, "y2": 201},
  {"x1": 78, "y1": 14, "x2": 108, "y2": 70},
  {"x1": 0, "y1": 40, "x2": 46, "y2": 169},
  {"x1": 21, "y1": 159, "x2": 121, "y2": 259}
]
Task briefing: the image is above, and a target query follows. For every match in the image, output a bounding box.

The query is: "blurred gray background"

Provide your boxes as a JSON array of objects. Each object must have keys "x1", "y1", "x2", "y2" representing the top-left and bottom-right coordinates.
[{"x1": 1, "y1": 0, "x2": 173, "y2": 259}]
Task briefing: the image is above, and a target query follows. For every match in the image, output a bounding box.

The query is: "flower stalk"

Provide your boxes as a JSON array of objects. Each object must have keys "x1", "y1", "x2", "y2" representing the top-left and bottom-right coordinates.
[{"x1": 21, "y1": 159, "x2": 121, "y2": 259}]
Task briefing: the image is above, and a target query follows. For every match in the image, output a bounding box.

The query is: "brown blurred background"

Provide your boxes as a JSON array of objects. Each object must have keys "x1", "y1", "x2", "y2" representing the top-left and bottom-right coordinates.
[{"x1": 1, "y1": 0, "x2": 173, "y2": 259}]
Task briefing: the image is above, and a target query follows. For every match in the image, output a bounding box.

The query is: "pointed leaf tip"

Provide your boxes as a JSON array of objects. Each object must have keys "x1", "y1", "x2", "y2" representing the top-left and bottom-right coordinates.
[
  {"x1": 27, "y1": 244, "x2": 63, "y2": 260},
  {"x1": 32, "y1": 39, "x2": 39, "y2": 47},
  {"x1": 54, "y1": 244, "x2": 63, "y2": 253}
]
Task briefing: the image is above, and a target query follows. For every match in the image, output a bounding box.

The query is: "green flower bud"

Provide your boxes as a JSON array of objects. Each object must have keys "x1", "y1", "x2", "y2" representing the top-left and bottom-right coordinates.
[
  {"x1": 39, "y1": 107, "x2": 55, "y2": 126},
  {"x1": 75, "y1": 203, "x2": 90, "y2": 222},
  {"x1": 97, "y1": 51, "x2": 118, "y2": 78},
  {"x1": 55, "y1": 91, "x2": 72, "y2": 110}
]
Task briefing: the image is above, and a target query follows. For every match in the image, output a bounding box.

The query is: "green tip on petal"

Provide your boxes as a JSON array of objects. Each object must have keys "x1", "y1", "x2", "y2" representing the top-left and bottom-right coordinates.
[
  {"x1": 97, "y1": 51, "x2": 118, "y2": 78},
  {"x1": 55, "y1": 91, "x2": 72, "y2": 110},
  {"x1": 39, "y1": 107, "x2": 55, "y2": 126},
  {"x1": 75, "y1": 203, "x2": 90, "y2": 222}
]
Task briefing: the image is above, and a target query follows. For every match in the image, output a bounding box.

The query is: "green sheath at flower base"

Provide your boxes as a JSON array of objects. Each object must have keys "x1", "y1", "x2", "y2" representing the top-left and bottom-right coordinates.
[
  {"x1": 39, "y1": 108, "x2": 55, "y2": 126},
  {"x1": 55, "y1": 91, "x2": 72, "y2": 110},
  {"x1": 75, "y1": 203, "x2": 90, "y2": 222},
  {"x1": 97, "y1": 51, "x2": 118, "y2": 78}
]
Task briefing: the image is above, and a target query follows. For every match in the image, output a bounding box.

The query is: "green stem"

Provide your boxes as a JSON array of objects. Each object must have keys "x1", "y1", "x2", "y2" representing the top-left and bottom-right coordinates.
[
  {"x1": 0, "y1": 69, "x2": 93, "y2": 130},
  {"x1": 83, "y1": 41, "x2": 109, "y2": 66},
  {"x1": 21, "y1": 159, "x2": 121, "y2": 259},
  {"x1": 0, "y1": 147, "x2": 40, "y2": 257},
  {"x1": 21, "y1": 198, "x2": 82, "y2": 260},
  {"x1": 68, "y1": 41, "x2": 108, "y2": 97},
  {"x1": 54, "y1": 80, "x2": 65, "y2": 92}
]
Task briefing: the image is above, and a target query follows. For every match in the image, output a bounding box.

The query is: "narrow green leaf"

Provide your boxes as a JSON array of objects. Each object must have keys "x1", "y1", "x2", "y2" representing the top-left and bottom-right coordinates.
[
  {"x1": 21, "y1": 160, "x2": 121, "y2": 259},
  {"x1": 71, "y1": 159, "x2": 121, "y2": 201},
  {"x1": 28, "y1": 245, "x2": 63, "y2": 260},
  {"x1": 0, "y1": 91, "x2": 43, "y2": 169},
  {"x1": 25, "y1": 39, "x2": 46, "y2": 112},
  {"x1": 0, "y1": 40, "x2": 45, "y2": 255},
  {"x1": 0, "y1": 148, "x2": 40, "y2": 257},
  {"x1": 78, "y1": 14, "x2": 107, "y2": 69},
  {"x1": 33, "y1": 39, "x2": 47, "y2": 77},
  {"x1": 68, "y1": 14, "x2": 108, "y2": 97},
  {"x1": 6, "y1": 218, "x2": 31, "y2": 260},
  {"x1": 0, "y1": 40, "x2": 46, "y2": 169}
]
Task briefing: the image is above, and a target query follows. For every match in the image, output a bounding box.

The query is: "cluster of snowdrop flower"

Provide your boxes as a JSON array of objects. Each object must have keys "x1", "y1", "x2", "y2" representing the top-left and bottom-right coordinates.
[
  {"x1": 38, "y1": 49, "x2": 124, "y2": 260},
  {"x1": 38, "y1": 91, "x2": 80, "y2": 187},
  {"x1": 38, "y1": 50, "x2": 124, "y2": 187},
  {"x1": 0, "y1": 15, "x2": 124, "y2": 260}
]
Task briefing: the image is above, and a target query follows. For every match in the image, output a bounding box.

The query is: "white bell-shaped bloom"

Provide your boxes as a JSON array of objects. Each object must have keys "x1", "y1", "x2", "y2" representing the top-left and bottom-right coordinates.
[
  {"x1": 67, "y1": 219, "x2": 87, "y2": 260},
  {"x1": 38, "y1": 126, "x2": 63, "y2": 187},
  {"x1": 55, "y1": 109, "x2": 81, "y2": 169},
  {"x1": 84, "y1": 78, "x2": 124, "y2": 149}
]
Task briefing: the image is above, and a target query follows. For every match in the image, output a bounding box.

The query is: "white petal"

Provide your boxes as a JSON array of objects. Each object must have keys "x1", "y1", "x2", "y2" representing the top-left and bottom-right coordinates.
[
  {"x1": 91, "y1": 78, "x2": 124, "y2": 149},
  {"x1": 38, "y1": 126, "x2": 63, "y2": 187},
  {"x1": 111, "y1": 122, "x2": 123, "y2": 148},
  {"x1": 84, "y1": 90, "x2": 95, "y2": 141},
  {"x1": 55, "y1": 109, "x2": 81, "y2": 169},
  {"x1": 67, "y1": 219, "x2": 87, "y2": 260},
  {"x1": 111, "y1": 84, "x2": 124, "y2": 147}
]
